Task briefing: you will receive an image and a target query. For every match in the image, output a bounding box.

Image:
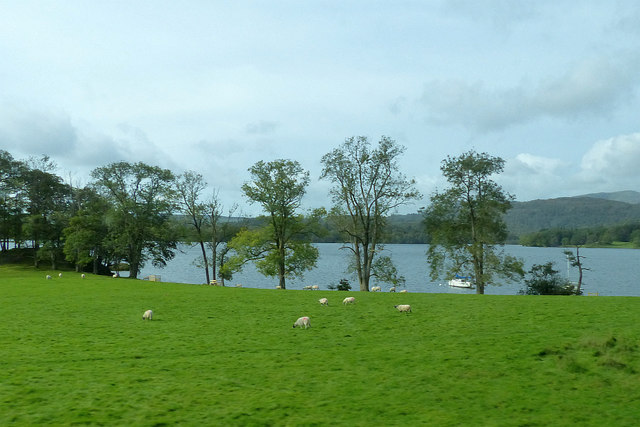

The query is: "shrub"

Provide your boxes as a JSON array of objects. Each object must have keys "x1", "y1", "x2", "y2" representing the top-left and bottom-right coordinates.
[
  {"x1": 519, "y1": 262, "x2": 580, "y2": 295},
  {"x1": 328, "y1": 278, "x2": 352, "y2": 291}
]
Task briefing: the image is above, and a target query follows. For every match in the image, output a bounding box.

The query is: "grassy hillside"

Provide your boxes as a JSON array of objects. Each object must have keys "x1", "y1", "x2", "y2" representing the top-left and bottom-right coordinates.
[{"x1": 2, "y1": 266, "x2": 640, "y2": 425}]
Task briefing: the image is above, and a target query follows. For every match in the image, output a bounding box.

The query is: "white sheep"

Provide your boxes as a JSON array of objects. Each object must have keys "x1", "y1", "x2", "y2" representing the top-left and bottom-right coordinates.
[
  {"x1": 58, "y1": 273, "x2": 63, "y2": 278},
  {"x1": 389, "y1": 287, "x2": 396, "y2": 292},
  {"x1": 293, "y1": 316, "x2": 311, "y2": 329},
  {"x1": 394, "y1": 304, "x2": 412, "y2": 313},
  {"x1": 319, "y1": 297, "x2": 329, "y2": 306},
  {"x1": 235, "y1": 283, "x2": 243, "y2": 288},
  {"x1": 371, "y1": 286, "x2": 381, "y2": 292},
  {"x1": 275, "y1": 285, "x2": 282, "y2": 290},
  {"x1": 302, "y1": 285, "x2": 312, "y2": 290},
  {"x1": 342, "y1": 296, "x2": 356, "y2": 305},
  {"x1": 81, "y1": 273, "x2": 86, "y2": 279},
  {"x1": 113, "y1": 273, "x2": 118, "y2": 278},
  {"x1": 46, "y1": 275, "x2": 52, "y2": 280},
  {"x1": 399, "y1": 289, "x2": 408, "y2": 293},
  {"x1": 142, "y1": 309, "x2": 153, "y2": 320},
  {"x1": 311, "y1": 285, "x2": 319, "y2": 290}
]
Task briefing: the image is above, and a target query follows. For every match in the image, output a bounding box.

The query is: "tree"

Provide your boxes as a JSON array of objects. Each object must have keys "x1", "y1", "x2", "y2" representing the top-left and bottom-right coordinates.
[
  {"x1": 225, "y1": 159, "x2": 318, "y2": 289},
  {"x1": 205, "y1": 191, "x2": 239, "y2": 285},
  {"x1": 176, "y1": 171, "x2": 211, "y2": 284},
  {"x1": 519, "y1": 262, "x2": 578, "y2": 295},
  {"x1": 20, "y1": 158, "x2": 72, "y2": 267},
  {"x1": 0, "y1": 150, "x2": 26, "y2": 251},
  {"x1": 63, "y1": 187, "x2": 111, "y2": 274},
  {"x1": 320, "y1": 136, "x2": 420, "y2": 291},
  {"x1": 91, "y1": 162, "x2": 178, "y2": 279},
  {"x1": 564, "y1": 246, "x2": 589, "y2": 295},
  {"x1": 424, "y1": 150, "x2": 524, "y2": 294}
]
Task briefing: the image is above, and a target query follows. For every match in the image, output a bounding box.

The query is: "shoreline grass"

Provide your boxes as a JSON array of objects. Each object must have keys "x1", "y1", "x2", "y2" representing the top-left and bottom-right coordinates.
[{"x1": 2, "y1": 264, "x2": 640, "y2": 425}]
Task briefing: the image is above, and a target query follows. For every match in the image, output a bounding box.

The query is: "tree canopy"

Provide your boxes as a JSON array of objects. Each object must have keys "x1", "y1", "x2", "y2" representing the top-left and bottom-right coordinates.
[
  {"x1": 424, "y1": 150, "x2": 523, "y2": 294},
  {"x1": 224, "y1": 159, "x2": 318, "y2": 289},
  {"x1": 320, "y1": 136, "x2": 420, "y2": 291},
  {"x1": 91, "y1": 162, "x2": 178, "y2": 279}
]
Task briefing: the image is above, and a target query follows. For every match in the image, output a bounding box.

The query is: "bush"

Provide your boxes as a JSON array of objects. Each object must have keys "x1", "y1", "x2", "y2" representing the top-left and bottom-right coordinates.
[
  {"x1": 519, "y1": 262, "x2": 579, "y2": 295},
  {"x1": 328, "y1": 278, "x2": 352, "y2": 291}
]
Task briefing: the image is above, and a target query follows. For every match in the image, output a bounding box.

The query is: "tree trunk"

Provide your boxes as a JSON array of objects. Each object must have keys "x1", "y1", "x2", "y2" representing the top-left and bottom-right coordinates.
[
  {"x1": 199, "y1": 240, "x2": 210, "y2": 284},
  {"x1": 278, "y1": 244, "x2": 286, "y2": 289},
  {"x1": 575, "y1": 246, "x2": 583, "y2": 294},
  {"x1": 211, "y1": 242, "x2": 217, "y2": 283}
]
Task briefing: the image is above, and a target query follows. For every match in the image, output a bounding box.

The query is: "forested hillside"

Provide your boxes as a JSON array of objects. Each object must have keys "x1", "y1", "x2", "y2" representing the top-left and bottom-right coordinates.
[
  {"x1": 505, "y1": 196, "x2": 640, "y2": 237},
  {"x1": 174, "y1": 192, "x2": 640, "y2": 246}
]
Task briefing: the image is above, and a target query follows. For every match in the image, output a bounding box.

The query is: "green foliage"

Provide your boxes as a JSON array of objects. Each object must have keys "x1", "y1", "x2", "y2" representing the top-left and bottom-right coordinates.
[
  {"x1": 520, "y1": 221, "x2": 640, "y2": 248},
  {"x1": 371, "y1": 255, "x2": 406, "y2": 287},
  {"x1": 230, "y1": 160, "x2": 318, "y2": 289},
  {"x1": 91, "y1": 162, "x2": 178, "y2": 278},
  {"x1": 328, "y1": 278, "x2": 352, "y2": 291},
  {"x1": 3, "y1": 266, "x2": 640, "y2": 425},
  {"x1": 507, "y1": 197, "x2": 640, "y2": 238},
  {"x1": 519, "y1": 262, "x2": 580, "y2": 295},
  {"x1": 424, "y1": 150, "x2": 524, "y2": 294},
  {"x1": 320, "y1": 136, "x2": 420, "y2": 291}
]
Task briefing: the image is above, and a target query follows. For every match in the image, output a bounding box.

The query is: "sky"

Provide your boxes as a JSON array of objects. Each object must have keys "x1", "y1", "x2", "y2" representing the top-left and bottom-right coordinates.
[{"x1": 1, "y1": 1, "x2": 640, "y2": 215}]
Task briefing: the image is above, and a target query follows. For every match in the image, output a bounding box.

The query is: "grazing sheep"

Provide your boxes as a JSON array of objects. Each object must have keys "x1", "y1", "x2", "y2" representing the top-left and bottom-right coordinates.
[
  {"x1": 389, "y1": 287, "x2": 396, "y2": 292},
  {"x1": 302, "y1": 285, "x2": 312, "y2": 290},
  {"x1": 113, "y1": 273, "x2": 118, "y2": 278},
  {"x1": 81, "y1": 274, "x2": 86, "y2": 279},
  {"x1": 399, "y1": 289, "x2": 408, "y2": 293},
  {"x1": 394, "y1": 304, "x2": 412, "y2": 313},
  {"x1": 46, "y1": 275, "x2": 52, "y2": 280},
  {"x1": 275, "y1": 285, "x2": 282, "y2": 290},
  {"x1": 58, "y1": 273, "x2": 63, "y2": 278},
  {"x1": 319, "y1": 297, "x2": 329, "y2": 306},
  {"x1": 371, "y1": 286, "x2": 381, "y2": 292},
  {"x1": 142, "y1": 309, "x2": 153, "y2": 320},
  {"x1": 342, "y1": 296, "x2": 356, "y2": 305},
  {"x1": 235, "y1": 283, "x2": 243, "y2": 288},
  {"x1": 293, "y1": 316, "x2": 311, "y2": 329},
  {"x1": 311, "y1": 285, "x2": 319, "y2": 290}
]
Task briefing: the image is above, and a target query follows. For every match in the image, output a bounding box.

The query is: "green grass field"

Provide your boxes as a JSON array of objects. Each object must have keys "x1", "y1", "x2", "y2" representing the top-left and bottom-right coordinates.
[{"x1": 2, "y1": 265, "x2": 640, "y2": 426}]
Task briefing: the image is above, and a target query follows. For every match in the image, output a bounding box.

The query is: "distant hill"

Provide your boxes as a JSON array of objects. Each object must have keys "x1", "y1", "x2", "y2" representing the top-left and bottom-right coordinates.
[
  {"x1": 576, "y1": 190, "x2": 640, "y2": 205},
  {"x1": 505, "y1": 193, "x2": 640, "y2": 238}
]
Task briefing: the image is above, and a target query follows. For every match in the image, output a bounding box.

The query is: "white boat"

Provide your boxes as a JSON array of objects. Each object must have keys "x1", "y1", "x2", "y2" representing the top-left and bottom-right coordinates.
[{"x1": 448, "y1": 275, "x2": 473, "y2": 288}]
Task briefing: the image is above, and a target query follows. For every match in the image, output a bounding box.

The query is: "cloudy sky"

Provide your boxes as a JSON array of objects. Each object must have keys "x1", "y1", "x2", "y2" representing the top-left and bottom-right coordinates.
[{"x1": 1, "y1": 1, "x2": 639, "y2": 215}]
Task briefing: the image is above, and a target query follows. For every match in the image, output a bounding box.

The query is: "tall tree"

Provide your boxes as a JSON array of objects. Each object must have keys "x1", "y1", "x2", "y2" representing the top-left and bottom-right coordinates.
[
  {"x1": 0, "y1": 151, "x2": 26, "y2": 251},
  {"x1": 20, "y1": 157, "x2": 72, "y2": 267},
  {"x1": 205, "y1": 192, "x2": 239, "y2": 285},
  {"x1": 63, "y1": 187, "x2": 111, "y2": 274},
  {"x1": 424, "y1": 150, "x2": 523, "y2": 294},
  {"x1": 91, "y1": 162, "x2": 178, "y2": 279},
  {"x1": 320, "y1": 136, "x2": 420, "y2": 291},
  {"x1": 225, "y1": 159, "x2": 318, "y2": 289},
  {"x1": 176, "y1": 171, "x2": 211, "y2": 284}
]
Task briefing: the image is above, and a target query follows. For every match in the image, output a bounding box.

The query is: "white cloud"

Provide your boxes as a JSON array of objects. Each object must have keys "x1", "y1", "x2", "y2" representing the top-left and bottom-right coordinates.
[
  {"x1": 500, "y1": 153, "x2": 571, "y2": 200},
  {"x1": 420, "y1": 55, "x2": 640, "y2": 132},
  {"x1": 581, "y1": 133, "x2": 640, "y2": 177}
]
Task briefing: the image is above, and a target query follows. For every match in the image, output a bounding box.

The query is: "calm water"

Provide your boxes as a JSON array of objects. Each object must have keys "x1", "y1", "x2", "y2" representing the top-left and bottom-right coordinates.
[{"x1": 137, "y1": 243, "x2": 640, "y2": 296}]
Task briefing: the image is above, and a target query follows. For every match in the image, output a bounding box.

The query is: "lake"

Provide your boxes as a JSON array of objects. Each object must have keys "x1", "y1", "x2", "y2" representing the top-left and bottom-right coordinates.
[{"x1": 137, "y1": 243, "x2": 640, "y2": 296}]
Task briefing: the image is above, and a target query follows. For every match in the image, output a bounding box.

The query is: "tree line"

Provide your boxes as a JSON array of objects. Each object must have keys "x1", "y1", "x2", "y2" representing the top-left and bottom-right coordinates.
[
  {"x1": 1, "y1": 140, "x2": 525, "y2": 294},
  {"x1": 518, "y1": 221, "x2": 640, "y2": 248}
]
